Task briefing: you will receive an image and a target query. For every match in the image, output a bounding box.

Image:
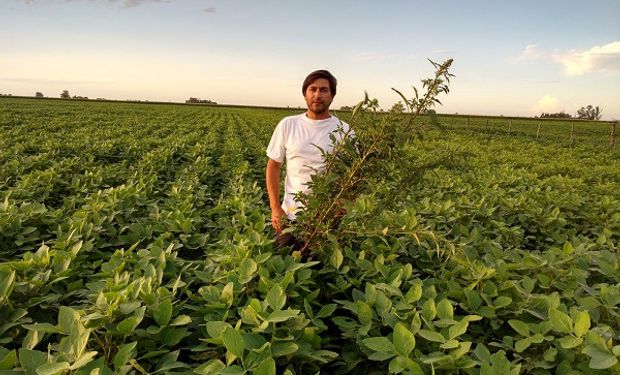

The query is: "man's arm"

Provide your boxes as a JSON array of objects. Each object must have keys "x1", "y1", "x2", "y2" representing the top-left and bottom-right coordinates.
[{"x1": 266, "y1": 158, "x2": 286, "y2": 233}]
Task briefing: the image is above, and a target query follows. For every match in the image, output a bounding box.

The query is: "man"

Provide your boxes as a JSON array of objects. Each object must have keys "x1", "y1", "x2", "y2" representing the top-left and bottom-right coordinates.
[{"x1": 265, "y1": 69, "x2": 351, "y2": 248}]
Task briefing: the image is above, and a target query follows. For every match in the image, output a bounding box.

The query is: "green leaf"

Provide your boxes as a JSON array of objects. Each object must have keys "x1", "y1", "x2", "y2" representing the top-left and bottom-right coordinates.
[
  {"x1": 493, "y1": 296, "x2": 512, "y2": 309},
  {"x1": 73, "y1": 357, "x2": 112, "y2": 375},
  {"x1": 271, "y1": 342, "x2": 298, "y2": 357},
  {"x1": 543, "y1": 347, "x2": 557, "y2": 362},
  {"x1": 436, "y1": 299, "x2": 453, "y2": 320},
  {"x1": 464, "y1": 289, "x2": 481, "y2": 310},
  {"x1": 572, "y1": 309, "x2": 590, "y2": 338},
  {"x1": 238, "y1": 258, "x2": 258, "y2": 284},
  {"x1": 473, "y1": 343, "x2": 491, "y2": 363},
  {"x1": 448, "y1": 320, "x2": 468, "y2": 339},
  {"x1": 18, "y1": 349, "x2": 47, "y2": 375},
  {"x1": 421, "y1": 299, "x2": 436, "y2": 321},
  {"x1": 0, "y1": 269, "x2": 15, "y2": 298},
  {"x1": 440, "y1": 339, "x2": 460, "y2": 350},
  {"x1": 219, "y1": 365, "x2": 244, "y2": 375},
  {"x1": 356, "y1": 301, "x2": 373, "y2": 324},
  {"x1": 266, "y1": 284, "x2": 286, "y2": 310},
  {"x1": 58, "y1": 306, "x2": 79, "y2": 334},
  {"x1": 170, "y1": 315, "x2": 192, "y2": 326},
  {"x1": 417, "y1": 329, "x2": 445, "y2": 343},
  {"x1": 316, "y1": 304, "x2": 337, "y2": 318},
  {"x1": 70, "y1": 351, "x2": 97, "y2": 370},
  {"x1": 193, "y1": 359, "x2": 226, "y2": 375},
  {"x1": 222, "y1": 327, "x2": 245, "y2": 358},
  {"x1": 405, "y1": 282, "x2": 423, "y2": 303},
  {"x1": 113, "y1": 342, "x2": 136, "y2": 370},
  {"x1": 117, "y1": 317, "x2": 140, "y2": 335},
  {"x1": 254, "y1": 357, "x2": 276, "y2": 375},
  {"x1": 583, "y1": 344, "x2": 618, "y2": 369},
  {"x1": 116, "y1": 306, "x2": 145, "y2": 335},
  {"x1": 36, "y1": 362, "x2": 70, "y2": 375},
  {"x1": 220, "y1": 282, "x2": 234, "y2": 307},
  {"x1": 153, "y1": 297, "x2": 173, "y2": 326},
  {"x1": 557, "y1": 336, "x2": 583, "y2": 349},
  {"x1": 368, "y1": 351, "x2": 397, "y2": 361},
  {"x1": 508, "y1": 319, "x2": 530, "y2": 337},
  {"x1": 161, "y1": 327, "x2": 188, "y2": 346},
  {"x1": 22, "y1": 330, "x2": 41, "y2": 350},
  {"x1": 266, "y1": 309, "x2": 299, "y2": 323},
  {"x1": 515, "y1": 337, "x2": 532, "y2": 353},
  {"x1": 393, "y1": 323, "x2": 415, "y2": 357},
  {"x1": 206, "y1": 321, "x2": 230, "y2": 339},
  {"x1": 549, "y1": 308, "x2": 572, "y2": 334},
  {"x1": 363, "y1": 337, "x2": 394, "y2": 353},
  {"x1": 22, "y1": 323, "x2": 58, "y2": 334},
  {"x1": 330, "y1": 247, "x2": 343, "y2": 270},
  {"x1": 0, "y1": 350, "x2": 17, "y2": 370},
  {"x1": 389, "y1": 355, "x2": 424, "y2": 375},
  {"x1": 489, "y1": 351, "x2": 511, "y2": 374}
]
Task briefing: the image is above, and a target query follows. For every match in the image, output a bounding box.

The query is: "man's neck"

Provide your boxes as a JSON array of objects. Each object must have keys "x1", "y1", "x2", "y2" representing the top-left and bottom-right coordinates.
[{"x1": 305, "y1": 111, "x2": 331, "y2": 120}]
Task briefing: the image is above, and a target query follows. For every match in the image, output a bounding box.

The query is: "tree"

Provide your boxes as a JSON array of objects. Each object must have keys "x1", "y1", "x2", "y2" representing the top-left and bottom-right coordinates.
[
  {"x1": 35, "y1": 92, "x2": 44, "y2": 98},
  {"x1": 540, "y1": 111, "x2": 571, "y2": 119},
  {"x1": 576, "y1": 105, "x2": 602, "y2": 120},
  {"x1": 185, "y1": 97, "x2": 217, "y2": 104},
  {"x1": 390, "y1": 101, "x2": 405, "y2": 113},
  {"x1": 60, "y1": 90, "x2": 70, "y2": 99}
]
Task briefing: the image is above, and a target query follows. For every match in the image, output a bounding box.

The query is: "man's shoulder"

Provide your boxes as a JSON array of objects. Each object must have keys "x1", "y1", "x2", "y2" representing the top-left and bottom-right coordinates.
[
  {"x1": 279, "y1": 113, "x2": 306, "y2": 124},
  {"x1": 330, "y1": 116, "x2": 351, "y2": 130},
  {"x1": 273, "y1": 114, "x2": 305, "y2": 134}
]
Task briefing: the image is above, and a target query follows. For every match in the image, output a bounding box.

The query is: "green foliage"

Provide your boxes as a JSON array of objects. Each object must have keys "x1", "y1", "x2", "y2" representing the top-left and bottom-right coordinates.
[
  {"x1": 577, "y1": 105, "x2": 603, "y2": 120},
  {"x1": 0, "y1": 65, "x2": 619, "y2": 375}
]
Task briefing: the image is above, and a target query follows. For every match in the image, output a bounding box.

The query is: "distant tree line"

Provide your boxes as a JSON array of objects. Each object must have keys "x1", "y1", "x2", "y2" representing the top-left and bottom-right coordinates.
[
  {"x1": 539, "y1": 111, "x2": 572, "y2": 119},
  {"x1": 539, "y1": 105, "x2": 603, "y2": 121},
  {"x1": 186, "y1": 97, "x2": 217, "y2": 104}
]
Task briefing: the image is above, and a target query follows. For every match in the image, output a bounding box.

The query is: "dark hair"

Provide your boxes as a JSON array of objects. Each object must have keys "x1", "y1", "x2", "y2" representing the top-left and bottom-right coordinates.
[{"x1": 302, "y1": 70, "x2": 337, "y2": 96}]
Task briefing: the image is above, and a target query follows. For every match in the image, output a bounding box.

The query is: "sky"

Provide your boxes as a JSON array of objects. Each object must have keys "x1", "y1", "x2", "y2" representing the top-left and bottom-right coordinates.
[{"x1": 1, "y1": 0, "x2": 619, "y2": 120}]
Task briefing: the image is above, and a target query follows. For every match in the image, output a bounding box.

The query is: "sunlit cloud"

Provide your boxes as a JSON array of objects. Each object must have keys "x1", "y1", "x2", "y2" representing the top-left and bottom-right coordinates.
[
  {"x1": 517, "y1": 41, "x2": 620, "y2": 76},
  {"x1": 552, "y1": 41, "x2": 620, "y2": 76},
  {"x1": 535, "y1": 94, "x2": 560, "y2": 113}
]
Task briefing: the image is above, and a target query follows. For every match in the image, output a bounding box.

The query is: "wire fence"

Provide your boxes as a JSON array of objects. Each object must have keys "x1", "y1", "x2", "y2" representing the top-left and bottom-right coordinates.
[{"x1": 436, "y1": 115, "x2": 617, "y2": 149}]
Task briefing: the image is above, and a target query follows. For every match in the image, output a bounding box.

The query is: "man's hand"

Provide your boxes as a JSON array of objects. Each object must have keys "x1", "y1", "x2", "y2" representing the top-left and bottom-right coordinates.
[
  {"x1": 266, "y1": 158, "x2": 285, "y2": 232},
  {"x1": 271, "y1": 206, "x2": 287, "y2": 233}
]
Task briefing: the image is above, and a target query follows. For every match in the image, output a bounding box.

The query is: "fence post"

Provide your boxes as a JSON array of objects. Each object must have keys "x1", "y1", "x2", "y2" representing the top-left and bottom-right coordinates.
[
  {"x1": 611, "y1": 121, "x2": 617, "y2": 148},
  {"x1": 466, "y1": 117, "x2": 469, "y2": 130},
  {"x1": 536, "y1": 122, "x2": 542, "y2": 139},
  {"x1": 570, "y1": 123, "x2": 575, "y2": 146},
  {"x1": 508, "y1": 120, "x2": 512, "y2": 135}
]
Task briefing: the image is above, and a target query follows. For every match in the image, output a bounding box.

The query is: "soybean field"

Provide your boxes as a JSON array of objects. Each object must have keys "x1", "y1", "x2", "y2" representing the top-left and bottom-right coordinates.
[{"x1": 0, "y1": 97, "x2": 619, "y2": 374}]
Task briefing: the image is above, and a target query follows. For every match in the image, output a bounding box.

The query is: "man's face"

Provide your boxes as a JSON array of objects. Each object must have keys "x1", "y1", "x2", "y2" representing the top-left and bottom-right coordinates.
[{"x1": 304, "y1": 78, "x2": 333, "y2": 117}]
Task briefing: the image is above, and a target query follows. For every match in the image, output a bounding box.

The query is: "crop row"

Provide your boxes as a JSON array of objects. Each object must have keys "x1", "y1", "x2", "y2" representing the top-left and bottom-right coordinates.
[{"x1": 0, "y1": 98, "x2": 619, "y2": 374}]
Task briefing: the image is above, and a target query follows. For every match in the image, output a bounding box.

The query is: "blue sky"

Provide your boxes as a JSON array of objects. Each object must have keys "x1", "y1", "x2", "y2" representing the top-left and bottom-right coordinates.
[{"x1": 2, "y1": 0, "x2": 619, "y2": 119}]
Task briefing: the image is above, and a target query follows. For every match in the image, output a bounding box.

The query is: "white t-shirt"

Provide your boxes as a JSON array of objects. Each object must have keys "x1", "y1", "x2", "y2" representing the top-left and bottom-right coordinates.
[{"x1": 266, "y1": 113, "x2": 351, "y2": 220}]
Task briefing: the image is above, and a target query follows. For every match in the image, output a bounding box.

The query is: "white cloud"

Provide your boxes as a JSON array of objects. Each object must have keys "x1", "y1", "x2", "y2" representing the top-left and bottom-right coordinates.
[
  {"x1": 536, "y1": 95, "x2": 560, "y2": 112},
  {"x1": 552, "y1": 41, "x2": 620, "y2": 76},
  {"x1": 517, "y1": 41, "x2": 620, "y2": 76},
  {"x1": 518, "y1": 44, "x2": 543, "y2": 60}
]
